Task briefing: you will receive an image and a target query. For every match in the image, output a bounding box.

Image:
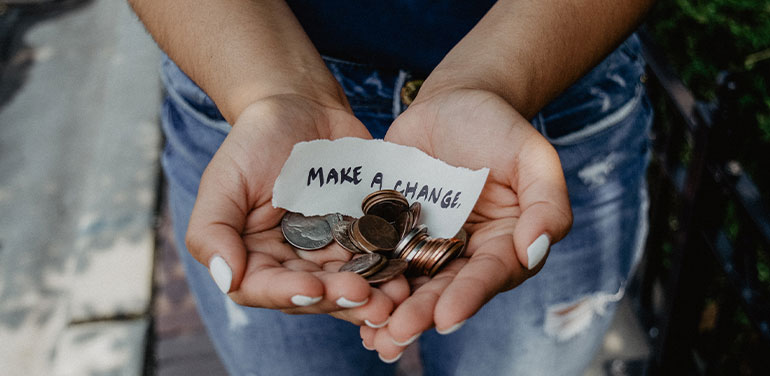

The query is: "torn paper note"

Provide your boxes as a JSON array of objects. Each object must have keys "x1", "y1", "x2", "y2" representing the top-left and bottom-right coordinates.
[{"x1": 272, "y1": 138, "x2": 489, "y2": 238}]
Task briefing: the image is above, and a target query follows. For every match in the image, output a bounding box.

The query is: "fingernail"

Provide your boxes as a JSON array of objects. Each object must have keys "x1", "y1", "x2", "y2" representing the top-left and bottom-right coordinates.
[
  {"x1": 364, "y1": 317, "x2": 390, "y2": 329},
  {"x1": 336, "y1": 297, "x2": 368, "y2": 308},
  {"x1": 209, "y1": 255, "x2": 232, "y2": 294},
  {"x1": 362, "y1": 340, "x2": 375, "y2": 351},
  {"x1": 391, "y1": 333, "x2": 420, "y2": 347},
  {"x1": 437, "y1": 320, "x2": 466, "y2": 335},
  {"x1": 291, "y1": 295, "x2": 322, "y2": 307},
  {"x1": 527, "y1": 234, "x2": 550, "y2": 270},
  {"x1": 379, "y1": 351, "x2": 403, "y2": 364}
]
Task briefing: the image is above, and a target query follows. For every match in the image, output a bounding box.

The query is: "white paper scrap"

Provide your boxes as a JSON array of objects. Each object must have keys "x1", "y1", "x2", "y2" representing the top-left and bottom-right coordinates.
[{"x1": 272, "y1": 138, "x2": 489, "y2": 238}]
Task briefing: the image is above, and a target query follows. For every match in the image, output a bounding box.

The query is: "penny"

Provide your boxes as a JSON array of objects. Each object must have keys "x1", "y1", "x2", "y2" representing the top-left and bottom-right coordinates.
[
  {"x1": 362, "y1": 190, "x2": 409, "y2": 223},
  {"x1": 339, "y1": 253, "x2": 386, "y2": 277},
  {"x1": 366, "y1": 259, "x2": 408, "y2": 284},
  {"x1": 408, "y1": 202, "x2": 421, "y2": 228},
  {"x1": 395, "y1": 210, "x2": 413, "y2": 239},
  {"x1": 354, "y1": 215, "x2": 400, "y2": 252},
  {"x1": 281, "y1": 212, "x2": 333, "y2": 250},
  {"x1": 332, "y1": 219, "x2": 365, "y2": 254}
]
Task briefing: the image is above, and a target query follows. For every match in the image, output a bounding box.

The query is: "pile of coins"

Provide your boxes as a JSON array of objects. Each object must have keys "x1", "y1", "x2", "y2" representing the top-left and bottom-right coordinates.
[{"x1": 281, "y1": 189, "x2": 466, "y2": 284}]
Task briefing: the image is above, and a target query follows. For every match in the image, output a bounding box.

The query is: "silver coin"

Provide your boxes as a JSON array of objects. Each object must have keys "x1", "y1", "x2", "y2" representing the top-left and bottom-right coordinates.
[
  {"x1": 339, "y1": 253, "x2": 385, "y2": 275},
  {"x1": 281, "y1": 212, "x2": 333, "y2": 250},
  {"x1": 332, "y1": 219, "x2": 365, "y2": 254},
  {"x1": 366, "y1": 259, "x2": 408, "y2": 284}
]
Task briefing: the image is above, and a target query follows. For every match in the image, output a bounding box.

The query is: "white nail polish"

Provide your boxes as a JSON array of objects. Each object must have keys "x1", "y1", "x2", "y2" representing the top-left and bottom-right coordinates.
[
  {"x1": 365, "y1": 317, "x2": 390, "y2": 328},
  {"x1": 391, "y1": 333, "x2": 420, "y2": 347},
  {"x1": 362, "y1": 340, "x2": 375, "y2": 351},
  {"x1": 291, "y1": 295, "x2": 322, "y2": 307},
  {"x1": 437, "y1": 320, "x2": 466, "y2": 335},
  {"x1": 526, "y1": 234, "x2": 550, "y2": 270},
  {"x1": 379, "y1": 352, "x2": 403, "y2": 364},
  {"x1": 209, "y1": 256, "x2": 232, "y2": 294},
  {"x1": 336, "y1": 297, "x2": 368, "y2": 308}
]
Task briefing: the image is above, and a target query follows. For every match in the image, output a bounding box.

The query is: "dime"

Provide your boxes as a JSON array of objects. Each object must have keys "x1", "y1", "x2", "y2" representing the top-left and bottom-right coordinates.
[
  {"x1": 394, "y1": 225, "x2": 428, "y2": 258},
  {"x1": 352, "y1": 215, "x2": 399, "y2": 252},
  {"x1": 331, "y1": 219, "x2": 365, "y2": 254},
  {"x1": 339, "y1": 253, "x2": 386, "y2": 277},
  {"x1": 281, "y1": 212, "x2": 333, "y2": 250},
  {"x1": 366, "y1": 259, "x2": 408, "y2": 284}
]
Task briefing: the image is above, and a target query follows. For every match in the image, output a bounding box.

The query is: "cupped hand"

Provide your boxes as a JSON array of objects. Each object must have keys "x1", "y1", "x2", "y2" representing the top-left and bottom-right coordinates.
[
  {"x1": 185, "y1": 94, "x2": 409, "y2": 325},
  {"x1": 363, "y1": 89, "x2": 573, "y2": 359}
]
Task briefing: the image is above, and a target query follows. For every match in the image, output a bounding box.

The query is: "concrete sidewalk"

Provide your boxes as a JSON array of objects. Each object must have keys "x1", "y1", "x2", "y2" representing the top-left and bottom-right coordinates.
[{"x1": 0, "y1": 1, "x2": 161, "y2": 374}]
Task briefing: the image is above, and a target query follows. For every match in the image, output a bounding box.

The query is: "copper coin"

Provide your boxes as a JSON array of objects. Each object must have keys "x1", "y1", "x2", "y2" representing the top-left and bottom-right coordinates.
[
  {"x1": 408, "y1": 202, "x2": 421, "y2": 228},
  {"x1": 366, "y1": 200, "x2": 408, "y2": 223},
  {"x1": 331, "y1": 219, "x2": 365, "y2": 254},
  {"x1": 366, "y1": 259, "x2": 408, "y2": 284},
  {"x1": 429, "y1": 240, "x2": 465, "y2": 277},
  {"x1": 339, "y1": 253, "x2": 385, "y2": 275},
  {"x1": 395, "y1": 210, "x2": 413, "y2": 239},
  {"x1": 394, "y1": 225, "x2": 427, "y2": 258},
  {"x1": 281, "y1": 212, "x2": 333, "y2": 250},
  {"x1": 356, "y1": 215, "x2": 399, "y2": 252}
]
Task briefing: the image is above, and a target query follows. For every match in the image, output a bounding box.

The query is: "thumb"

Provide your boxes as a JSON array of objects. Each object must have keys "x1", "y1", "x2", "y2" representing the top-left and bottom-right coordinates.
[
  {"x1": 511, "y1": 137, "x2": 572, "y2": 270},
  {"x1": 185, "y1": 160, "x2": 250, "y2": 294}
]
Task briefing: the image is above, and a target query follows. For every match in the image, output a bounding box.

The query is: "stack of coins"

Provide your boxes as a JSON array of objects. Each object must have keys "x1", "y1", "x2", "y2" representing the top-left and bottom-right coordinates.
[
  {"x1": 280, "y1": 189, "x2": 466, "y2": 283},
  {"x1": 394, "y1": 226, "x2": 466, "y2": 277}
]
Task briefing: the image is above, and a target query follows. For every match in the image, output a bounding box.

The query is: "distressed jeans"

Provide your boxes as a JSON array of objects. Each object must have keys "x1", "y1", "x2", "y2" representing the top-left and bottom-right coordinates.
[{"x1": 159, "y1": 34, "x2": 652, "y2": 375}]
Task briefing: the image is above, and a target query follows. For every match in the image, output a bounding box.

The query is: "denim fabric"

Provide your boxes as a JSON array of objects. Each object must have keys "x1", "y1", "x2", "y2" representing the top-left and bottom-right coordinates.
[{"x1": 159, "y1": 33, "x2": 651, "y2": 375}]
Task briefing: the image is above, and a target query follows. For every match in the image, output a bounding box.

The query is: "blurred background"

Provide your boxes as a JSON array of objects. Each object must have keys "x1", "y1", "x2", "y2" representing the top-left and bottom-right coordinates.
[{"x1": 0, "y1": 0, "x2": 768, "y2": 375}]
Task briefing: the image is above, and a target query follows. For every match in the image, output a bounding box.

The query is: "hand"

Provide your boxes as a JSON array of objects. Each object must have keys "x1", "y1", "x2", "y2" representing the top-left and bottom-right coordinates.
[
  {"x1": 361, "y1": 89, "x2": 573, "y2": 359},
  {"x1": 185, "y1": 95, "x2": 410, "y2": 325}
]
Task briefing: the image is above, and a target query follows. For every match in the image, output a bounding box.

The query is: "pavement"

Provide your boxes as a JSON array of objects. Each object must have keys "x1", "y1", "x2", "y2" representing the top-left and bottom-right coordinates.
[
  {"x1": 0, "y1": 1, "x2": 650, "y2": 375},
  {"x1": 0, "y1": 0, "x2": 160, "y2": 374}
]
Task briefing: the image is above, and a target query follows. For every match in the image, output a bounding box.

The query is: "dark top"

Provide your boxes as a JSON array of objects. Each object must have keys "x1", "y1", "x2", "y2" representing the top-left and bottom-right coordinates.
[{"x1": 286, "y1": 0, "x2": 496, "y2": 76}]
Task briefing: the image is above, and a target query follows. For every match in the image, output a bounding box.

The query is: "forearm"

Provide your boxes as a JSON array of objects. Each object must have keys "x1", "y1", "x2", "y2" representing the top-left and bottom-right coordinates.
[
  {"x1": 419, "y1": 0, "x2": 655, "y2": 119},
  {"x1": 129, "y1": 0, "x2": 346, "y2": 123}
]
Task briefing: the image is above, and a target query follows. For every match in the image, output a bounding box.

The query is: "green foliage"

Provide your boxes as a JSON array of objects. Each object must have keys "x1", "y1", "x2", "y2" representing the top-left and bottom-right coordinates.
[{"x1": 648, "y1": 0, "x2": 770, "y2": 183}]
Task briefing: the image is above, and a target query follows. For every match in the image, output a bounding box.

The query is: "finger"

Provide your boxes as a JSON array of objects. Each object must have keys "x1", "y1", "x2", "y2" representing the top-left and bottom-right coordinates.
[
  {"x1": 322, "y1": 261, "x2": 411, "y2": 308},
  {"x1": 230, "y1": 251, "x2": 326, "y2": 309},
  {"x1": 386, "y1": 259, "x2": 466, "y2": 343},
  {"x1": 432, "y1": 235, "x2": 526, "y2": 330},
  {"x1": 327, "y1": 288, "x2": 394, "y2": 327},
  {"x1": 186, "y1": 157, "x2": 252, "y2": 293},
  {"x1": 360, "y1": 326, "x2": 377, "y2": 351},
  {"x1": 513, "y1": 137, "x2": 572, "y2": 270},
  {"x1": 373, "y1": 324, "x2": 411, "y2": 363}
]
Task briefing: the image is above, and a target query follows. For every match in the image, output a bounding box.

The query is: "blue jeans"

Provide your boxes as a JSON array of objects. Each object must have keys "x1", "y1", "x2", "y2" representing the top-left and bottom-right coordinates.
[{"x1": 159, "y1": 34, "x2": 652, "y2": 375}]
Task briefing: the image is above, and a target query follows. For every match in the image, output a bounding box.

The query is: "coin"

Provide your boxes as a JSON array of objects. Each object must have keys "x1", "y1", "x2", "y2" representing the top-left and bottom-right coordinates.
[
  {"x1": 332, "y1": 219, "x2": 365, "y2": 254},
  {"x1": 408, "y1": 202, "x2": 421, "y2": 228},
  {"x1": 339, "y1": 253, "x2": 386, "y2": 277},
  {"x1": 395, "y1": 210, "x2": 413, "y2": 239},
  {"x1": 352, "y1": 215, "x2": 399, "y2": 252},
  {"x1": 362, "y1": 190, "x2": 409, "y2": 223},
  {"x1": 394, "y1": 225, "x2": 428, "y2": 258},
  {"x1": 366, "y1": 259, "x2": 408, "y2": 284},
  {"x1": 281, "y1": 212, "x2": 333, "y2": 250}
]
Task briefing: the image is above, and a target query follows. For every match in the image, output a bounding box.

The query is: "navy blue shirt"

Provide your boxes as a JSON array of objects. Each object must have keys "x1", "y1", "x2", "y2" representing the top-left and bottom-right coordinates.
[{"x1": 286, "y1": 0, "x2": 496, "y2": 76}]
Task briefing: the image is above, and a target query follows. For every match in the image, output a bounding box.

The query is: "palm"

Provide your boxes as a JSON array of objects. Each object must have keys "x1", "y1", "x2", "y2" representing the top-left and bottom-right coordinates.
[
  {"x1": 361, "y1": 89, "x2": 571, "y2": 354},
  {"x1": 187, "y1": 95, "x2": 408, "y2": 321}
]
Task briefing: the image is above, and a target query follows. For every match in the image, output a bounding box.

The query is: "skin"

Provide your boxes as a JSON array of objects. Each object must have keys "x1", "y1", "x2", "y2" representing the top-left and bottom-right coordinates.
[{"x1": 130, "y1": 0, "x2": 654, "y2": 361}]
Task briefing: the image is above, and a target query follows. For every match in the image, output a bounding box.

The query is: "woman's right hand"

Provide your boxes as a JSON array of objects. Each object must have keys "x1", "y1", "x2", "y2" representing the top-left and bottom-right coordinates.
[{"x1": 185, "y1": 95, "x2": 409, "y2": 327}]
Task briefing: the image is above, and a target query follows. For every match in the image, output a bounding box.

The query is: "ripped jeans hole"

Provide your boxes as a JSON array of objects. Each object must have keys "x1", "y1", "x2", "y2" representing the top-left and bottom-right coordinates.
[{"x1": 543, "y1": 288, "x2": 624, "y2": 342}]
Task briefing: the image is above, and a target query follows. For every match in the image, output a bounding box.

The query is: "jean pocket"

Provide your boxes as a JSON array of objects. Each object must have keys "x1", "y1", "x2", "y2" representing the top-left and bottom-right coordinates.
[{"x1": 160, "y1": 55, "x2": 231, "y2": 135}]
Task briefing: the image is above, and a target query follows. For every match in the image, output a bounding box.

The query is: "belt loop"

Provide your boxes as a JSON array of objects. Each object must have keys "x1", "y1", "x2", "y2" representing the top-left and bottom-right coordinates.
[{"x1": 392, "y1": 70, "x2": 408, "y2": 117}]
